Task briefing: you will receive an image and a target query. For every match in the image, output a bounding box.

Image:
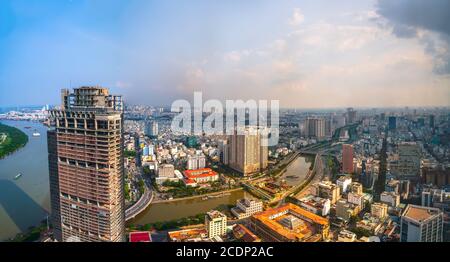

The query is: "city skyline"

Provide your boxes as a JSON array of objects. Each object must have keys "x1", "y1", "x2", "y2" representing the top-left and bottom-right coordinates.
[{"x1": 1, "y1": 0, "x2": 450, "y2": 108}]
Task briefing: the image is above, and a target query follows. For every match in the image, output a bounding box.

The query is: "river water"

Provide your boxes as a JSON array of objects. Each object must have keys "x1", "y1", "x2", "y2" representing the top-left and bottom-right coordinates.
[
  {"x1": 0, "y1": 120, "x2": 50, "y2": 241},
  {"x1": 0, "y1": 120, "x2": 312, "y2": 239}
]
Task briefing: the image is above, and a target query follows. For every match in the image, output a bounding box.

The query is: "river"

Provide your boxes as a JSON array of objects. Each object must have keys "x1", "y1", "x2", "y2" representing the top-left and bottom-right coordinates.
[
  {"x1": 129, "y1": 155, "x2": 313, "y2": 226},
  {"x1": 0, "y1": 120, "x2": 50, "y2": 241}
]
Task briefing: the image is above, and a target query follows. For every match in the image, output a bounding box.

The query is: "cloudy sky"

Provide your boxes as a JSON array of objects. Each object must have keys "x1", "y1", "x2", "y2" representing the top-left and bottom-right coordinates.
[{"x1": 0, "y1": 0, "x2": 449, "y2": 108}]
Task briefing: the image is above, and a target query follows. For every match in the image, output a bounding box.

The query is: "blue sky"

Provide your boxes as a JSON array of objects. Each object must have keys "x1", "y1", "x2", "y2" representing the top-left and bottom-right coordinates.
[{"x1": 0, "y1": 0, "x2": 449, "y2": 107}]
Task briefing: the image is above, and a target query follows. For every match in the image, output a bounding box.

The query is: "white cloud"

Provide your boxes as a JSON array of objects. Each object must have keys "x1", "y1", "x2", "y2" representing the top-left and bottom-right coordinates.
[{"x1": 289, "y1": 8, "x2": 305, "y2": 26}]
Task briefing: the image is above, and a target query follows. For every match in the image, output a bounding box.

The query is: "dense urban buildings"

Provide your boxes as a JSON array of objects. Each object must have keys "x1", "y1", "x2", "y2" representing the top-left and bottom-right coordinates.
[
  {"x1": 47, "y1": 87, "x2": 125, "y2": 242},
  {"x1": 304, "y1": 117, "x2": 326, "y2": 140},
  {"x1": 205, "y1": 210, "x2": 227, "y2": 239}
]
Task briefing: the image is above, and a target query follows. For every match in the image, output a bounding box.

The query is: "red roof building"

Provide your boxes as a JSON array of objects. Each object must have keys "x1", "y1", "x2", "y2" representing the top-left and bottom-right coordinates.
[
  {"x1": 129, "y1": 231, "x2": 152, "y2": 242},
  {"x1": 183, "y1": 168, "x2": 219, "y2": 186}
]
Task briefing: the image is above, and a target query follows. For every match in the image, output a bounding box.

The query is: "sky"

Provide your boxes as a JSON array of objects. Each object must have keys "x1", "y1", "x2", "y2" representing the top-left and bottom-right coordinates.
[{"x1": 0, "y1": 0, "x2": 449, "y2": 108}]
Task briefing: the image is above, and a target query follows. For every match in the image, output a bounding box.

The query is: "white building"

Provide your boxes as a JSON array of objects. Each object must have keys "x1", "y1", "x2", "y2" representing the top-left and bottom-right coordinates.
[
  {"x1": 336, "y1": 176, "x2": 352, "y2": 194},
  {"x1": 231, "y1": 198, "x2": 263, "y2": 219},
  {"x1": 400, "y1": 205, "x2": 443, "y2": 242},
  {"x1": 187, "y1": 154, "x2": 206, "y2": 170},
  {"x1": 205, "y1": 210, "x2": 227, "y2": 239}
]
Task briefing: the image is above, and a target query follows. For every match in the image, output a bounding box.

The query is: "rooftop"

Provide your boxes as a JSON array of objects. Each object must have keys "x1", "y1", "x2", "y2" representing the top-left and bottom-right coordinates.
[
  {"x1": 402, "y1": 204, "x2": 442, "y2": 223},
  {"x1": 129, "y1": 231, "x2": 152, "y2": 242}
]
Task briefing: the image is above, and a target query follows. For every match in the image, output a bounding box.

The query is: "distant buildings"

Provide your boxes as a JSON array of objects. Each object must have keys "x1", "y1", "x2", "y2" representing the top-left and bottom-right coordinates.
[
  {"x1": 250, "y1": 203, "x2": 330, "y2": 242},
  {"x1": 337, "y1": 230, "x2": 357, "y2": 242},
  {"x1": 205, "y1": 210, "x2": 227, "y2": 239},
  {"x1": 218, "y1": 139, "x2": 229, "y2": 165},
  {"x1": 346, "y1": 108, "x2": 357, "y2": 124},
  {"x1": 400, "y1": 205, "x2": 444, "y2": 242},
  {"x1": 144, "y1": 120, "x2": 158, "y2": 138},
  {"x1": 48, "y1": 87, "x2": 125, "y2": 242},
  {"x1": 231, "y1": 198, "x2": 263, "y2": 219},
  {"x1": 342, "y1": 144, "x2": 354, "y2": 174},
  {"x1": 228, "y1": 126, "x2": 268, "y2": 176}
]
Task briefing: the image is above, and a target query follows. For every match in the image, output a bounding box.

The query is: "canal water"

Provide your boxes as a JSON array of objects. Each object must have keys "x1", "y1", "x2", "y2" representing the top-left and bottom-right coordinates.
[
  {"x1": 0, "y1": 120, "x2": 50, "y2": 241},
  {"x1": 129, "y1": 155, "x2": 313, "y2": 226}
]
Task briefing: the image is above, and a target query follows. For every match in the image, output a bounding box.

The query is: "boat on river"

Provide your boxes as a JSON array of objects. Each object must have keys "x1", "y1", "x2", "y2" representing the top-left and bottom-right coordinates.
[{"x1": 14, "y1": 173, "x2": 22, "y2": 180}]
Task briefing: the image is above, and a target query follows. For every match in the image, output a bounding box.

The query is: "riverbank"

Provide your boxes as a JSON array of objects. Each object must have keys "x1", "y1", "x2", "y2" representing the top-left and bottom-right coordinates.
[
  {"x1": 152, "y1": 187, "x2": 243, "y2": 204},
  {"x1": 0, "y1": 122, "x2": 29, "y2": 159}
]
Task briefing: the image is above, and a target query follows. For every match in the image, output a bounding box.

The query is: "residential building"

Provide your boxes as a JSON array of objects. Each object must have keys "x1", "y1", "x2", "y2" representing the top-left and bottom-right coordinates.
[
  {"x1": 336, "y1": 176, "x2": 352, "y2": 194},
  {"x1": 336, "y1": 199, "x2": 361, "y2": 222},
  {"x1": 380, "y1": 191, "x2": 400, "y2": 208},
  {"x1": 298, "y1": 195, "x2": 331, "y2": 216},
  {"x1": 228, "y1": 126, "x2": 268, "y2": 175},
  {"x1": 311, "y1": 181, "x2": 341, "y2": 204},
  {"x1": 371, "y1": 202, "x2": 388, "y2": 219}
]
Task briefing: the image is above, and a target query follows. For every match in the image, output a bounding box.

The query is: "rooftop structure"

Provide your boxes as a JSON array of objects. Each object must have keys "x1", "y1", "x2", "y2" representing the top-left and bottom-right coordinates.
[
  {"x1": 129, "y1": 231, "x2": 152, "y2": 242},
  {"x1": 250, "y1": 203, "x2": 329, "y2": 242}
]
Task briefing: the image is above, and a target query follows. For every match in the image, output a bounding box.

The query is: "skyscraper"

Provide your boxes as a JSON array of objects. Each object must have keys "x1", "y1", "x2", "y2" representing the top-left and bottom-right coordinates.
[
  {"x1": 228, "y1": 126, "x2": 268, "y2": 176},
  {"x1": 48, "y1": 87, "x2": 125, "y2": 242},
  {"x1": 346, "y1": 108, "x2": 357, "y2": 124},
  {"x1": 342, "y1": 144, "x2": 354, "y2": 174}
]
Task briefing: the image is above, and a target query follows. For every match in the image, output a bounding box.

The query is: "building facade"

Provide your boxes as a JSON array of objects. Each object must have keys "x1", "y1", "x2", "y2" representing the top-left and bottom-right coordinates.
[
  {"x1": 48, "y1": 87, "x2": 125, "y2": 242},
  {"x1": 400, "y1": 205, "x2": 443, "y2": 242}
]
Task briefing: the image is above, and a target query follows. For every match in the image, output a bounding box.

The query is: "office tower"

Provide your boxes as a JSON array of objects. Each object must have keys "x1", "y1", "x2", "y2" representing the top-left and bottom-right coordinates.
[
  {"x1": 388, "y1": 116, "x2": 396, "y2": 131},
  {"x1": 48, "y1": 87, "x2": 125, "y2": 242},
  {"x1": 342, "y1": 144, "x2": 354, "y2": 174},
  {"x1": 346, "y1": 108, "x2": 357, "y2": 124},
  {"x1": 393, "y1": 142, "x2": 421, "y2": 179},
  {"x1": 228, "y1": 126, "x2": 268, "y2": 176},
  {"x1": 145, "y1": 120, "x2": 158, "y2": 138},
  {"x1": 304, "y1": 117, "x2": 326, "y2": 139},
  {"x1": 400, "y1": 205, "x2": 444, "y2": 242},
  {"x1": 205, "y1": 210, "x2": 227, "y2": 239}
]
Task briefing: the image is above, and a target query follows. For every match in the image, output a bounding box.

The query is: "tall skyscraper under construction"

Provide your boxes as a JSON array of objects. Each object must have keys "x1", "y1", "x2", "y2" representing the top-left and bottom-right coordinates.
[{"x1": 47, "y1": 87, "x2": 125, "y2": 242}]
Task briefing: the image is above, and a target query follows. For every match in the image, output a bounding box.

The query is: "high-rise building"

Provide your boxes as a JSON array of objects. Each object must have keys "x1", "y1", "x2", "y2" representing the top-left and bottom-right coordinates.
[
  {"x1": 48, "y1": 87, "x2": 125, "y2": 242},
  {"x1": 228, "y1": 126, "x2": 268, "y2": 176},
  {"x1": 346, "y1": 108, "x2": 357, "y2": 124},
  {"x1": 145, "y1": 120, "x2": 158, "y2": 138},
  {"x1": 400, "y1": 205, "x2": 444, "y2": 242},
  {"x1": 205, "y1": 210, "x2": 227, "y2": 239},
  {"x1": 186, "y1": 154, "x2": 206, "y2": 170},
  {"x1": 342, "y1": 144, "x2": 354, "y2": 174},
  {"x1": 218, "y1": 139, "x2": 229, "y2": 165},
  {"x1": 388, "y1": 116, "x2": 397, "y2": 131},
  {"x1": 304, "y1": 117, "x2": 326, "y2": 139}
]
